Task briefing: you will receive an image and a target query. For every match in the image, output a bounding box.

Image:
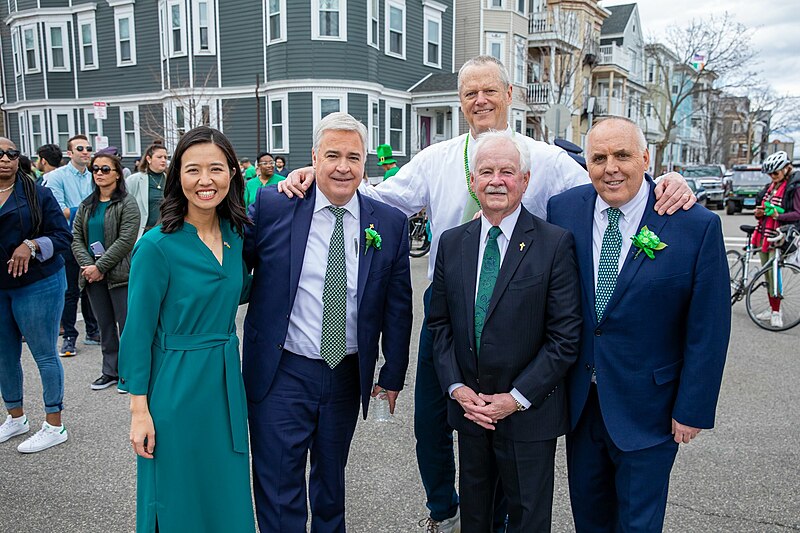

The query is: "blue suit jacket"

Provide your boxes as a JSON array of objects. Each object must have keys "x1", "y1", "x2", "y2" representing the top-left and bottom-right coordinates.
[
  {"x1": 548, "y1": 179, "x2": 731, "y2": 452},
  {"x1": 242, "y1": 185, "x2": 412, "y2": 417}
]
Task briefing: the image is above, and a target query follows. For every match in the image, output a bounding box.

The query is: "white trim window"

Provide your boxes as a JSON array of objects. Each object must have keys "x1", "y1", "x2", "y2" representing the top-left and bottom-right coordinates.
[
  {"x1": 114, "y1": 6, "x2": 137, "y2": 66},
  {"x1": 385, "y1": 102, "x2": 406, "y2": 155},
  {"x1": 84, "y1": 109, "x2": 104, "y2": 142},
  {"x1": 516, "y1": 0, "x2": 525, "y2": 14},
  {"x1": 513, "y1": 35, "x2": 526, "y2": 85},
  {"x1": 77, "y1": 12, "x2": 99, "y2": 70},
  {"x1": 423, "y1": 6, "x2": 442, "y2": 68},
  {"x1": 312, "y1": 0, "x2": 347, "y2": 41},
  {"x1": 45, "y1": 23, "x2": 70, "y2": 72},
  {"x1": 368, "y1": 97, "x2": 380, "y2": 152},
  {"x1": 22, "y1": 25, "x2": 40, "y2": 73},
  {"x1": 120, "y1": 106, "x2": 141, "y2": 157},
  {"x1": 367, "y1": 0, "x2": 379, "y2": 49},
  {"x1": 266, "y1": 0, "x2": 287, "y2": 44},
  {"x1": 168, "y1": 0, "x2": 188, "y2": 57},
  {"x1": 53, "y1": 111, "x2": 75, "y2": 151},
  {"x1": 18, "y1": 115, "x2": 29, "y2": 156},
  {"x1": 512, "y1": 109, "x2": 524, "y2": 134},
  {"x1": 193, "y1": 0, "x2": 217, "y2": 54},
  {"x1": 385, "y1": 0, "x2": 406, "y2": 59},
  {"x1": 489, "y1": 0, "x2": 503, "y2": 7},
  {"x1": 486, "y1": 32, "x2": 505, "y2": 62},
  {"x1": 268, "y1": 95, "x2": 289, "y2": 153},
  {"x1": 175, "y1": 105, "x2": 187, "y2": 137},
  {"x1": 313, "y1": 93, "x2": 347, "y2": 124},
  {"x1": 11, "y1": 28, "x2": 22, "y2": 78},
  {"x1": 30, "y1": 111, "x2": 45, "y2": 151}
]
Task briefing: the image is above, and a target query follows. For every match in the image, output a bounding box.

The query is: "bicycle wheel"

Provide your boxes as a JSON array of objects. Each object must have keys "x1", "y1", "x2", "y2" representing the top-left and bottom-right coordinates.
[
  {"x1": 745, "y1": 261, "x2": 800, "y2": 331},
  {"x1": 727, "y1": 250, "x2": 743, "y2": 305},
  {"x1": 408, "y1": 216, "x2": 430, "y2": 258}
]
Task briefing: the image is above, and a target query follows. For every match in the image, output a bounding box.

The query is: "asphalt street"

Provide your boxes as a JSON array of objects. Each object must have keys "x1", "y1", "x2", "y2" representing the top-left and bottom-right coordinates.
[{"x1": 2, "y1": 211, "x2": 798, "y2": 533}]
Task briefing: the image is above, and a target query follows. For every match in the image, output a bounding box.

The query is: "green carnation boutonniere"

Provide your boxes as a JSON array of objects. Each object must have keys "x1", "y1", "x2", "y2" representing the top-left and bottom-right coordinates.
[
  {"x1": 364, "y1": 224, "x2": 382, "y2": 254},
  {"x1": 631, "y1": 226, "x2": 667, "y2": 260}
]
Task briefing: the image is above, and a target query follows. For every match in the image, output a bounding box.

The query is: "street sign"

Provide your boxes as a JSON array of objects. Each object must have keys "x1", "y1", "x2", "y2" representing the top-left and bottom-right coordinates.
[
  {"x1": 93, "y1": 102, "x2": 107, "y2": 120},
  {"x1": 95, "y1": 135, "x2": 109, "y2": 151},
  {"x1": 544, "y1": 104, "x2": 571, "y2": 137}
]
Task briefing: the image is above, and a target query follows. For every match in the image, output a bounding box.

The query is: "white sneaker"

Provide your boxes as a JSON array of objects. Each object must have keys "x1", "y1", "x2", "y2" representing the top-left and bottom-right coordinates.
[
  {"x1": 419, "y1": 508, "x2": 460, "y2": 533},
  {"x1": 0, "y1": 415, "x2": 30, "y2": 443},
  {"x1": 17, "y1": 421, "x2": 68, "y2": 453},
  {"x1": 771, "y1": 311, "x2": 783, "y2": 328},
  {"x1": 754, "y1": 309, "x2": 772, "y2": 321}
]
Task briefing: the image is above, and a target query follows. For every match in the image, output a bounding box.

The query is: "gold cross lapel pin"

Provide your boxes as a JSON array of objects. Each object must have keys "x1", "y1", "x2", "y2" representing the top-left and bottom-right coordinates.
[{"x1": 519, "y1": 242, "x2": 526, "y2": 252}]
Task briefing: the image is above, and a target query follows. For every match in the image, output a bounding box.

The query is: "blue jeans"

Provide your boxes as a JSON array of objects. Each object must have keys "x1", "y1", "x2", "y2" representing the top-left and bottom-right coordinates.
[{"x1": 0, "y1": 269, "x2": 67, "y2": 414}]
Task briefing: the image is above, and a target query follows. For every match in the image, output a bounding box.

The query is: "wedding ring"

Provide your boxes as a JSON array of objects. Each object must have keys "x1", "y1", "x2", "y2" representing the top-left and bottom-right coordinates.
[{"x1": 6, "y1": 258, "x2": 14, "y2": 264}]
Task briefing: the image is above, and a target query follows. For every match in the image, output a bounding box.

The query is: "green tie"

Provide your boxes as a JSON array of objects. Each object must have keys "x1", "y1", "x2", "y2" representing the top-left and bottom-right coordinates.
[
  {"x1": 595, "y1": 207, "x2": 622, "y2": 321},
  {"x1": 320, "y1": 206, "x2": 348, "y2": 369},
  {"x1": 475, "y1": 226, "x2": 502, "y2": 356}
]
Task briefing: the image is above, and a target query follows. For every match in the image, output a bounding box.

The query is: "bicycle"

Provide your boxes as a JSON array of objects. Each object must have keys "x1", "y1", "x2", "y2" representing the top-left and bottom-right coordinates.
[
  {"x1": 408, "y1": 211, "x2": 431, "y2": 258},
  {"x1": 729, "y1": 224, "x2": 800, "y2": 331}
]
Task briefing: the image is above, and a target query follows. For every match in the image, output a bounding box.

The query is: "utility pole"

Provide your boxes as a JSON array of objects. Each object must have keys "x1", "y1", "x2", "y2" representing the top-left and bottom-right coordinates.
[{"x1": 256, "y1": 74, "x2": 261, "y2": 152}]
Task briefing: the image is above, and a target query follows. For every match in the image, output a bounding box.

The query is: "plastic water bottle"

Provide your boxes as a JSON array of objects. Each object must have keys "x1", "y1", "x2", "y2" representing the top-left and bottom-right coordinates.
[{"x1": 372, "y1": 388, "x2": 391, "y2": 422}]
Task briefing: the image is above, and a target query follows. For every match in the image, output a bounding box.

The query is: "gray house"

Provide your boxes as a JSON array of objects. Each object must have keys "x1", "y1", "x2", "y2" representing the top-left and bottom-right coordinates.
[{"x1": 1, "y1": 0, "x2": 456, "y2": 169}]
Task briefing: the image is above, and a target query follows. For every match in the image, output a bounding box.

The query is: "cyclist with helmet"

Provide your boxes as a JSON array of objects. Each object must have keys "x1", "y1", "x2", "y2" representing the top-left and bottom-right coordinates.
[{"x1": 752, "y1": 151, "x2": 800, "y2": 327}]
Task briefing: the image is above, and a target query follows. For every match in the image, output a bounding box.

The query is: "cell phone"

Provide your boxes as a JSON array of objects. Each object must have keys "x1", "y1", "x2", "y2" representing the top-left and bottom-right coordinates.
[{"x1": 90, "y1": 241, "x2": 106, "y2": 258}]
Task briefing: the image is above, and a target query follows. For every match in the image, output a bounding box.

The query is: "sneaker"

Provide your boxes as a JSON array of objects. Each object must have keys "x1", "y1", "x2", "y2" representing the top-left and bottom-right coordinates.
[
  {"x1": 17, "y1": 421, "x2": 68, "y2": 453},
  {"x1": 91, "y1": 375, "x2": 119, "y2": 390},
  {"x1": 771, "y1": 311, "x2": 783, "y2": 328},
  {"x1": 419, "y1": 509, "x2": 460, "y2": 533},
  {"x1": 754, "y1": 309, "x2": 772, "y2": 321},
  {"x1": 117, "y1": 387, "x2": 128, "y2": 395},
  {"x1": 0, "y1": 415, "x2": 30, "y2": 443},
  {"x1": 84, "y1": 335, "x2": 101, "y2": 346},
  {"x1": 59, "y1": 337, "x2": 77, "y2": 357}
]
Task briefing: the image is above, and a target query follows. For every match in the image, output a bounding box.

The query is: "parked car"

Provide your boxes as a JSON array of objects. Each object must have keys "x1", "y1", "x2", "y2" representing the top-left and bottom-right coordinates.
[
  {"x1": 685, "y1": 178, "x2": 708, "y2": 208},
  {"x1": 684, "y1": 164, "x2": 726, "y2": 209},
  {"x1": 724, "y1": 165, "x2": 771, "y2": 215}
]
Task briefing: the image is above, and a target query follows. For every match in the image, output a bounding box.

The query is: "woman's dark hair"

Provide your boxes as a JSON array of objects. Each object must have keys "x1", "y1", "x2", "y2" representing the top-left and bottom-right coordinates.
[
  {"x1": 13, "y1": 170, "x2": 42, "y2": 238},
  {"x1": 160, "y1": 126, "x2": 249, "y2": 236},
  {"x1": 86, "y1": 154, "x2": 127, "y2": 217},
  {"x1": 139, "y1": 141, "x2": 167, "y2": 174},
  {"x1": 19, "y1": 155, "x2": 34, "y2": 177}
]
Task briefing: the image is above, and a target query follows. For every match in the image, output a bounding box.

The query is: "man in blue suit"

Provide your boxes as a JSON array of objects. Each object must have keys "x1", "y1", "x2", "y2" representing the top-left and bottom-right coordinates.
[
  {"x1": 548, "y1": 117, "x2": 731, "y2": 533},
  {"x1": 243, "y1": 112, "x2": 413, "y2": 532}
]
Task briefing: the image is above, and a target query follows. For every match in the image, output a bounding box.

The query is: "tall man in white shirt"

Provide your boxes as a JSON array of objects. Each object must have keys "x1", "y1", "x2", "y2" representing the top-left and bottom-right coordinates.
[{"x1": 280, "y1": 55, "x2": 695, "y2": 531}]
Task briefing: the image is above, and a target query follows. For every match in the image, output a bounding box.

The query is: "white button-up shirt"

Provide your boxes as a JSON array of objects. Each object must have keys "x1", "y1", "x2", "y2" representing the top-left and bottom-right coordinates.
[{"x1": 283, "y1": 190, "x2": 360, "y2": 359}]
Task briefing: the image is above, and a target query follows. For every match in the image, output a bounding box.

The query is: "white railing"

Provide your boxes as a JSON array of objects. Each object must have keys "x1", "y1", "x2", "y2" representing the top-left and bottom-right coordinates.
[
  {"x1": 596, "y1": 97, "x2": 626, "y2": 117},
  {"x1": 527, "y1": 83, "x2": 551, "y2": 105},
  {"x1": 528, "y1": 9, "x2": 580, "y2": 48},
  {"x1": 529, "y1": 13, "x2": 548, "y2": 34},
  {"x1": 598, "y1": 44, "x2": 630, "y2": 72}
]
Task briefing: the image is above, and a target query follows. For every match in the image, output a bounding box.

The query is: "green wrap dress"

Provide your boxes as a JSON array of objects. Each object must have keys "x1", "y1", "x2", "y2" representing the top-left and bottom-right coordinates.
[{"x1": 119, "y1": 221, "x2": 255, "y2": 533}]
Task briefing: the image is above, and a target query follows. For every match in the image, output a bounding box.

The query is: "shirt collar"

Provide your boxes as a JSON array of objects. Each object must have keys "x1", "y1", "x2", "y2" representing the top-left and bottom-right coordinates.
[
  {"x1": 314, "y1": 187, "x2": 360, "y2": 220},
  {"x1": 480, "y1": 204, "x2": 522, "y2": 243},
  {"x1": 595, "y1": 177, "x2": 649, "y2": 221},
  {"x1": 68, "y1": 162, "x2": 91, "y2": 178}
]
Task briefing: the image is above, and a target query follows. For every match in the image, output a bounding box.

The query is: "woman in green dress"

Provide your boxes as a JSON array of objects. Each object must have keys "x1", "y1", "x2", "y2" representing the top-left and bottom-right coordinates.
[{"x1": 119, "y1": 126, "x2": 255, "y2": 533}]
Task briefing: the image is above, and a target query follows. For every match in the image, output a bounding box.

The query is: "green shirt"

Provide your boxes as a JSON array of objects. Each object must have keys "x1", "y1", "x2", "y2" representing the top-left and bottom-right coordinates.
[
  {"x1": 384, "y1": 166, "x2": 400, "y2": 180},
  {"x1": 87, "y1": 201, "x2": 109, "y2": 254},
  {"x1": 147, "y1": 172, "x2": 165, "y2": 229},
  {"x1": 244, "y1": 175, "x2": 286, "y2": 207},
  {"x1": 244, "y1": 166, "x2": 257, "y2": 180}
]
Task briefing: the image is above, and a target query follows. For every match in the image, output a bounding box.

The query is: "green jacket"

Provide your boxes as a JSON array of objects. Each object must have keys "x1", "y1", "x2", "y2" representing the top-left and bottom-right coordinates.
[{"x1": 72, "y1": 194, "x2": 141, "y2": 290}]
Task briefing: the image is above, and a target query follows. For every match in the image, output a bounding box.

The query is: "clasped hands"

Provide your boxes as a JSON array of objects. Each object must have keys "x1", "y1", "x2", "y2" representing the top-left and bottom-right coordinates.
[
  {"x1": 81, "y1": 265, "x2": 104, "y2": 283},
  {"x1": 452, "y1": 386, "x2": 517, "y2": 430}
]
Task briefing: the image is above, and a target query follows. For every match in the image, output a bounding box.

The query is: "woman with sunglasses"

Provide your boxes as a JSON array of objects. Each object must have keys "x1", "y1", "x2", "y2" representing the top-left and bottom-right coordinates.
[
  {"x1": 72, "y1": 155, "x2": 140, "y2": 391},
  {"x1": 127, "y1": 142, "x2": 169, "y2": 238},
  {"x1": 0, "y1": 137, "x2": 72, "y2": 453}
]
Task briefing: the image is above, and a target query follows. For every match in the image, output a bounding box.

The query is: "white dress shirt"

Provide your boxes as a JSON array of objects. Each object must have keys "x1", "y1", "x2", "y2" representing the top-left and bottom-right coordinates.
[
  {"x1": 359, "y1": 126, "x2": 589, "y2": 280},
  {"x1": 283, "y1": 190, "x2": 360, "y2": 359},
  {"x1": 448, "y1": 205, "x2": 531, "y2": 409},
  {"x1": 592, "y1": 178, "x2": 650, "y2": 289}
]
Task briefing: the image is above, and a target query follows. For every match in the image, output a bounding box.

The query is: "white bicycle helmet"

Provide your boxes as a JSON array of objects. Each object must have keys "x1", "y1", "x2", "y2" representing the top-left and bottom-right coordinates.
[{"x1": 762, "y1": 151, "x2": 791, "y2": 174}]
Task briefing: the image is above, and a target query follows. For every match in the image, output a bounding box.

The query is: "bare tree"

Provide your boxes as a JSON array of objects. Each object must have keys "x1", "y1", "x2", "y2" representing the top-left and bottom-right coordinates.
[{"x1": 646, "y1": 13, "x2": 757, "y2": 174}]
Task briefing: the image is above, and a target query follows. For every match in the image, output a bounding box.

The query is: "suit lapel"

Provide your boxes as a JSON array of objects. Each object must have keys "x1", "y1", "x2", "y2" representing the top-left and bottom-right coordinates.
[
  {"x1": 357, "y1": 192, "x2": 376, "y2": 310},
  {"x1": 289, "y1": 185, "x2": 316, "y2": 308},
  {"x1": 485, "y1": 209, "x2": 535, "y2": 324},
  {"x1": 461, "y1": 221, "x2": 481, "y2": 355},
  {"x1": 599, "y1": 179, "x2": 668, "y2": 324},
  {"x1": 575, "y1": 187, "x2": 598, "y2": 328}
]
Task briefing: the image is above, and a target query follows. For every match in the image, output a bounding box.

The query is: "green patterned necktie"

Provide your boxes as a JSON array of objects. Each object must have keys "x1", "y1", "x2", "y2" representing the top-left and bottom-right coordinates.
[
  {"x1": 320, "y1": 206, "x2": 348, "y2": 369},
  {"x1": 595, "y1": 207, "x2": 622, "y2": 321},
  {"x1": 474, "y1": 226, "x2": 502, "y2": 356}
]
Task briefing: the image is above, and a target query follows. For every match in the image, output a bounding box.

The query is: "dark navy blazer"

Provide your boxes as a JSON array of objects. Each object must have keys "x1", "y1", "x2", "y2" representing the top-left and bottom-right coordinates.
[
  {"x1": 242, "y1": 184, "x2": 412, "y2": 417},
  {"x1": 548, "y1": 179, "x2": 731, "y2": 452}
]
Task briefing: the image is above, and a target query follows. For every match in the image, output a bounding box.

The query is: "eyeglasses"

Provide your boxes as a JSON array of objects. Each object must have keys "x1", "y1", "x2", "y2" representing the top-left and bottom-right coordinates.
[
  {"x1": 74, "y1": 146, "x2": 93, "y2": 152},
  {"x1": 91, "y1": 165, "x2": 113, "y2": 175},
  {"x1": 0, "y1": 149, "x2": 21, "y2": 160},
  {"x1": 258, "y1": 160, "x2": 275, "y2": 166}
]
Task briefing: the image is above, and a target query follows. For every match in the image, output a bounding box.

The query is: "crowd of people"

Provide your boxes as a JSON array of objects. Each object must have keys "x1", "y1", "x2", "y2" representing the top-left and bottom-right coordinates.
[{"x1": 0, "y1": 53, "x2": 792, "y2": 533}]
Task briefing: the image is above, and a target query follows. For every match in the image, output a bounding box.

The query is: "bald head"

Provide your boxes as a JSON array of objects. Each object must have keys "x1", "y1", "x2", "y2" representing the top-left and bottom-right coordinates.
[
  {"x1": 0, "y1": 137, "x2": 16, "y2": 148},
  {"x1": 586, "y1": 118, "x2": 646, "y2": 155}
]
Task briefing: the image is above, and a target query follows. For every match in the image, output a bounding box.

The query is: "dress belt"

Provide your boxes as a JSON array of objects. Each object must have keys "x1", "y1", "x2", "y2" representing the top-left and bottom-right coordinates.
[{"x1": 155, "y1": 331, "x2": 248, "y2": 454}]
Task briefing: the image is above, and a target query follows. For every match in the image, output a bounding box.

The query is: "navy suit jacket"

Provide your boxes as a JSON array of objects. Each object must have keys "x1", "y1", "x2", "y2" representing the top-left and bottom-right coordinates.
[
  {"x1": 428, "y1": 207, "x2": 583, "y2": 441},
  {"x1": 548, "y1": 179, "x2": 731, "y2": 452},
  {"x1": 242, "y1": 185, "x2": 412, "y2": 417}
]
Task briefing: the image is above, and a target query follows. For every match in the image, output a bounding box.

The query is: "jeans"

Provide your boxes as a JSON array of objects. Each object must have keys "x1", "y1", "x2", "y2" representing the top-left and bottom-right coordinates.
[
  {"x1": 0, "y1": 268, "x2": 67, "y2": 414},
  {"x1": 62, "y1": 252, "x2": 99, "y2": 339},
  {"x1": 85, "y1": 281, "x2": 128, "y2": 378}
]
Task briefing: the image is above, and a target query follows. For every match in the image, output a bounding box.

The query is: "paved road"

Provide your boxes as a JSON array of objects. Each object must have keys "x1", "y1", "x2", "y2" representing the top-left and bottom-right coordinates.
[{"x1": 3, "y1": 211, "x2": 799, "y2": 532}]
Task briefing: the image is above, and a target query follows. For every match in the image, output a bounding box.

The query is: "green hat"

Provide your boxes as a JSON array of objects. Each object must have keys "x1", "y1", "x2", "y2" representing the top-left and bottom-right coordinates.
[{"x1": 376, "y1": 144, "x2": 397, "y2": 166}]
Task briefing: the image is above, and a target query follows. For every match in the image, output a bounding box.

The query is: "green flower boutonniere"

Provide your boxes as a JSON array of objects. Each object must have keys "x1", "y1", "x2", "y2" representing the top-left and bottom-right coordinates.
[
  {"x1": 631, "y1": 226, "x2": 667, "y2": 260},
  {"x1": 364, "y1": 224, "x2": 382, "y2": 254}
]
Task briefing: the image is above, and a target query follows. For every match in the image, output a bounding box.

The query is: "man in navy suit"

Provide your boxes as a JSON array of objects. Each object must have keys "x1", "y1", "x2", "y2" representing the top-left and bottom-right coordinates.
[
  {"x1": 548, "y1": 117, "x2": 731, "y2": 533},
  {"x1": 428, "y1": 132, "x2": 582, "y2": 532},
  {"x1": 243, "y1": 112, "x2": 412, "y2": 532}
]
